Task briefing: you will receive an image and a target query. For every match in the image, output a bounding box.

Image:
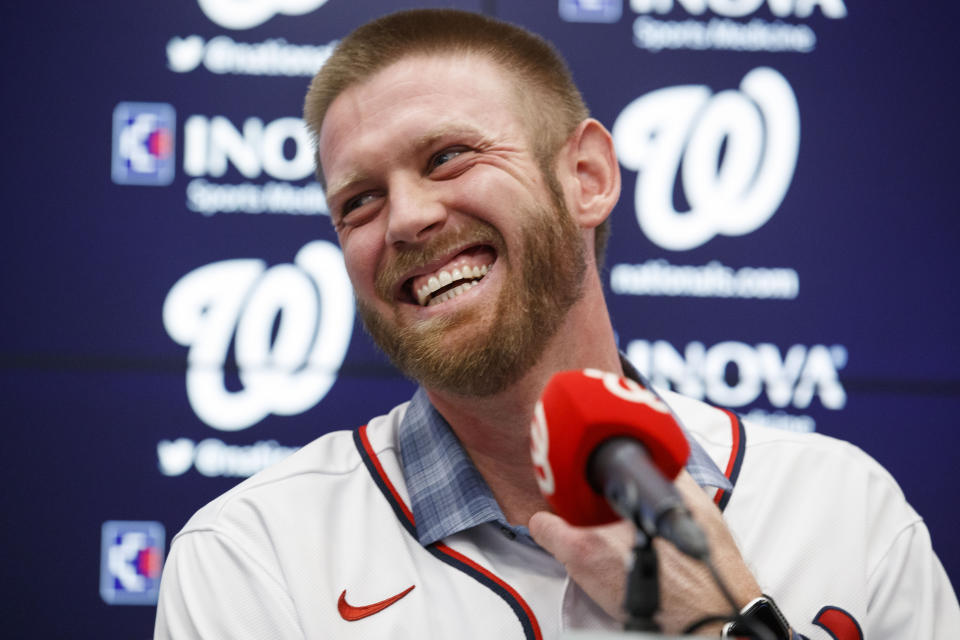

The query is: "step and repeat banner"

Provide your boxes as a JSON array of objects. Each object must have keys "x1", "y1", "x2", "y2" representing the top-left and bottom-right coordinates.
[{"x1": 4, "y1": 0, "x2": 958, "y2": 635}]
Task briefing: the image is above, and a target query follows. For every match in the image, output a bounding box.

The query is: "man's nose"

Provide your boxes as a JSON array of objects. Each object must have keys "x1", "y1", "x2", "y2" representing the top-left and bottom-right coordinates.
[{"x1": 384, "y1": 180, "x2": 447, "y2": 245}]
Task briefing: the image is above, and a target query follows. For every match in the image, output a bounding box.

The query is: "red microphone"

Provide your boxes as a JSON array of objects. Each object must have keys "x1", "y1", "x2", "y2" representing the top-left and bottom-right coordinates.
[{"x1": 531, "y1": 368, "x2": 707, "y2": 558}]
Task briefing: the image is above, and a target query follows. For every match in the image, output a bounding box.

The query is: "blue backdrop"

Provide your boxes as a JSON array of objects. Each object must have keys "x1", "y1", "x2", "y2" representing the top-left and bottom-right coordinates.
[{"x1": 3, "y1": 0, "x2": 958, "y2": 635}]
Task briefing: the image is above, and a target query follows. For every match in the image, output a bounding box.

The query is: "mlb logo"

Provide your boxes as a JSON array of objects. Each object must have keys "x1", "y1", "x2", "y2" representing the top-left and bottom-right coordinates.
[
  {"x1": 111, "y1": 102, "x2": 176, "y2": 186},
  {"x1": 559, "y1": 0, "x2": 623, "y2": 23},
  {"x1": 100, "y1": 520, "x2": 165, "y2": 605}
]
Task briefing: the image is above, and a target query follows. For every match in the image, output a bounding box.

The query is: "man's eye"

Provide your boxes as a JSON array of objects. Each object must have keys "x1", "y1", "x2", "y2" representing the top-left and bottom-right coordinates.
[
  {"x1": 336, "y1": 192, "x2": 381, "y2": 228},
  {"x1": 429, "y1": 148, "x2": 466, "y2": 170},
  {"x1": 342, "y1": 192, "x2": 377, "y2": 215}
]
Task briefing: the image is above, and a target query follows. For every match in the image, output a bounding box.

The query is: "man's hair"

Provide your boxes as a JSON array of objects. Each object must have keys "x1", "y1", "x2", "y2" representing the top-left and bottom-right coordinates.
[{"x1": 303, "y1": 8, "x2": 610, "y2": 263}]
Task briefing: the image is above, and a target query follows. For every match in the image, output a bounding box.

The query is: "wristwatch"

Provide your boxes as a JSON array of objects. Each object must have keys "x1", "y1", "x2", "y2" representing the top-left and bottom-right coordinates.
[{"x1": 721, "y1": 594, "x2": 792, "y2": 639}]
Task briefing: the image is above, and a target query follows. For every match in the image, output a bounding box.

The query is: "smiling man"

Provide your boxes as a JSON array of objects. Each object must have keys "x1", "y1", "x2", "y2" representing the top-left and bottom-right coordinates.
[
  {"x1": 316, "y1": 43, "x2": 595, "y2": 402},
  {"x1": 155, "y1": 9, "x2": 958, "y2": 640}
]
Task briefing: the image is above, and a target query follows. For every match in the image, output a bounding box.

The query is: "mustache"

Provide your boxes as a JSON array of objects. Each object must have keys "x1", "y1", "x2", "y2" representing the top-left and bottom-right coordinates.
[{"x1": 374, "y1": 222, "x2": 503, "y2": 300}]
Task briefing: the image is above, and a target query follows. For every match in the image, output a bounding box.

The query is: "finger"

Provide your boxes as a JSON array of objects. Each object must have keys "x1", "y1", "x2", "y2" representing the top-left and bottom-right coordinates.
[
  {"x1": 673, "y1": 471, "x2": 728, "y2": 535},
  {"x1": 675, "y1": 470, "x2": 717, "y2": 511}
]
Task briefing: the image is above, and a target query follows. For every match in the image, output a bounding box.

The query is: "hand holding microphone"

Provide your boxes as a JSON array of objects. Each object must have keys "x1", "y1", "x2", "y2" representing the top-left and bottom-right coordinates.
[
  {"x1": 528, "y1": 369, "x2": 766, "y2": 635},
  {"x1": 529, "y1": 368, "x2": 707, "y2": 558}
]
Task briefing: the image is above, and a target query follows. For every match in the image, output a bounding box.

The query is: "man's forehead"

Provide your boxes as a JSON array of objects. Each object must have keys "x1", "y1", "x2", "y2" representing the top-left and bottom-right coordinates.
[
  {"x1": 320, "y1": 53, "x2": 525, "y2": 134},
  {"x1": 318, "y1": 53, "x2": 531, "y2": 181}
]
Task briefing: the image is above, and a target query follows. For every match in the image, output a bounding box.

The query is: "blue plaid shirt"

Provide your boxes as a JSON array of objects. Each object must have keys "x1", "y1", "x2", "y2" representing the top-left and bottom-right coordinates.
[{"x1": 398, "y1": 359, "x2": 732, "y2": 547}]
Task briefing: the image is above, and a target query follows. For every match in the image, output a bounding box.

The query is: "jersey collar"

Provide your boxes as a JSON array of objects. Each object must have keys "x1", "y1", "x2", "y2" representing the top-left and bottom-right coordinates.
[{"x1": 397, "y1": 356, "x2": 732, "y2": 547}]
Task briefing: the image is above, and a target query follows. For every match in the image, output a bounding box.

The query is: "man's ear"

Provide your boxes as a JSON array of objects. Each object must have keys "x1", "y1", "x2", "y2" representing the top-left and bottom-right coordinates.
[{"x1": 557, "y1": 118, "x2": 621, "y2": 231}]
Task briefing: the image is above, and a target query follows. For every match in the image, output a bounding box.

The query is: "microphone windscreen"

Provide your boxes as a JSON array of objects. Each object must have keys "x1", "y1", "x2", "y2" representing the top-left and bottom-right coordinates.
[{"x1": 530, "y1": 369, "x2": 690, "y2": 526}]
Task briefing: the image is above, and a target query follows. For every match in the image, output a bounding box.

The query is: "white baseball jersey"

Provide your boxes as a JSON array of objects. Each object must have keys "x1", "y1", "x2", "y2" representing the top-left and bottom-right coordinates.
[{"x1": 154, "y1": 391, "x2": 959, "y2": 639}]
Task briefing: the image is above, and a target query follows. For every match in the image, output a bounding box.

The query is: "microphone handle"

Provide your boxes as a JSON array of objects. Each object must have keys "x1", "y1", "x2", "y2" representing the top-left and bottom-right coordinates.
[{"x1": 588, "y1": 438, "x2": 709, "y2": 560}]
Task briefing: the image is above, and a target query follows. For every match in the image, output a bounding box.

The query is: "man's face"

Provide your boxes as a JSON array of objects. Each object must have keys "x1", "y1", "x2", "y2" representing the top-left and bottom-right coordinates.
[{"x1": 318, "y1": 54, "x2": 586, "y2": 396}]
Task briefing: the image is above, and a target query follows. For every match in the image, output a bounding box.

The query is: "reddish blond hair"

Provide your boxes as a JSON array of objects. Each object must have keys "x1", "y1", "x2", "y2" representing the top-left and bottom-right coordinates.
[{"x1": 303, "y1": 9, "x2": 609, "y2": 262}]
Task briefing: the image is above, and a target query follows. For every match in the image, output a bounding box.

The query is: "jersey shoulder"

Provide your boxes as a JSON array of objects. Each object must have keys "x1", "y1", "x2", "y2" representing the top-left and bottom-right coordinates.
[
  {"x1": 175, "y1": 401, "x2": 409, "y2": 540},
  {"x1": 659, "y1": 386, "x2": 905, "y2": 499}
]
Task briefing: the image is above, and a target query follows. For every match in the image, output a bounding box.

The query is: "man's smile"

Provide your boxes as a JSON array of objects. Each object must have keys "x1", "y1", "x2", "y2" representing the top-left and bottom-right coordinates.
[
  {"x1": 391, "y1": 244, "x2": 498, "y2": 308},
  {"x1": 415, "y1": 263, "x2": 490, "y2": 306}
]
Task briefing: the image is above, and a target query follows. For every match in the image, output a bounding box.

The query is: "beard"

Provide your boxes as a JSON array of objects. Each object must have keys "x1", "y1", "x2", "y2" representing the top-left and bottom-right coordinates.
[{"x1": 356, "y1": 182, "x2": 587, "y2": 397}]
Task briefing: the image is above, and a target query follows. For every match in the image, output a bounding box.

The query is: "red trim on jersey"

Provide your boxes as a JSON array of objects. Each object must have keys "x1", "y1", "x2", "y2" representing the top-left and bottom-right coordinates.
[
  {"x1": 356, "y1": 424, "x2": 543, "y2": 640},
  {"x1": 357, "y1": 424, "x2": 415, "y2": 526},
  {"x1": 720, "y1": 409, "x2": 741, "y2": 479},
  {"x1": 714, "y1": 408, "x2": 743, "y2": 506},
  {"x1": 433, "y1": 543, "x2": 544, "y2": 640}
]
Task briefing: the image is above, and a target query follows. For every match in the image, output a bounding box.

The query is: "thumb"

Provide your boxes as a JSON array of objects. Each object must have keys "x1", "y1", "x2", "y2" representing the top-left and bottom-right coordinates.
[
  {"x1": 528, "y1": 511, "x2": 582, "y2": 565},
  {"x1": 529, "y1": 511, "x2": 634, "y2": 621}
]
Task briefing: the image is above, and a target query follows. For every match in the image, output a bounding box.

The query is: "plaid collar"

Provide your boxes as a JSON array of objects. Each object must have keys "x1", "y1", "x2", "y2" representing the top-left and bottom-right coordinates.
[{"x1": 397, "y1": 358, "x2": 732, "y2": 547}]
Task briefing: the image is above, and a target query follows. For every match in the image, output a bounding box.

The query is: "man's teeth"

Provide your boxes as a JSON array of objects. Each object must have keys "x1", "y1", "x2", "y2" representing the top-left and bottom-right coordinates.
[
  {"x1": 427, "y1": 281, "x2": 479, "y2": 306},
  {"x1": 416, "y1": 264, "x2": 490, "y2": 306}
]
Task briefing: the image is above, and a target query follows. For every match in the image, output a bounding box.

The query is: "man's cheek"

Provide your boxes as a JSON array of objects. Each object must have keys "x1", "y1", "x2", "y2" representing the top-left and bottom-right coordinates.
[
  {"x1": 339, "y1": 239, "x2": 373, "y2": 285},
  {"x1": 341, "y1": 258, "x2": 373, "y2": 304}
]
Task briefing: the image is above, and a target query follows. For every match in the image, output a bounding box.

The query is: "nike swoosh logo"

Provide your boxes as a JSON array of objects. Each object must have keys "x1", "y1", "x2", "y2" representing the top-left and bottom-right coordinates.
[{"x1": 338, "y1": 585, "x2": 416, "y2": 621}]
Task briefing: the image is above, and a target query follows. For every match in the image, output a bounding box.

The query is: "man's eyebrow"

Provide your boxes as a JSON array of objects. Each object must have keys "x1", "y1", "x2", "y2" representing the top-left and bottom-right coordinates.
[
  {"x1": 325, "y1": 170, "x2": 370, "y2": 209},
  {"x1": 412, "y1": 122, "x2": 488, "y2": 150}
]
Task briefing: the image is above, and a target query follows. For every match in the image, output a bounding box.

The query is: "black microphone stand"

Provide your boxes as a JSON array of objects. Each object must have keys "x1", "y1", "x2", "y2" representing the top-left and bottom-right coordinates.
[{"x1": 624, "y1": 527, "x2": 660, "y2": 632}]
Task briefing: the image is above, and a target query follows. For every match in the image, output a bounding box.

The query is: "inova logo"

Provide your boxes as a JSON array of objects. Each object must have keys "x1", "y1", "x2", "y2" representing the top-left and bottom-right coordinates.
[{"x1": 629, "y1": 0, "x2": 847, "y2": 19}]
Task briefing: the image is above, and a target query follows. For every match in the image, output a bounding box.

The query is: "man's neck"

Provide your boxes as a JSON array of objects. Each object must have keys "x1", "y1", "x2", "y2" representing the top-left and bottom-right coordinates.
[{"x1": 423, "y1": 281, "x2": 621, "y2": 526}]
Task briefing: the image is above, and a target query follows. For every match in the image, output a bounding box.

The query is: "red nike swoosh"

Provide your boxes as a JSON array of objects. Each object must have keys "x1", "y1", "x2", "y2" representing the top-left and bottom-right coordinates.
[{"x1": 338, "y1": 585, "x2": 416, "y2": 621}]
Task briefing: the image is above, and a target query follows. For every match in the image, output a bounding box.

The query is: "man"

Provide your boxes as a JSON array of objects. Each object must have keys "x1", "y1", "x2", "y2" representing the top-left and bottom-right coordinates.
[{"x1": 155, "y1": 9, "x2": 959, "y2": 639}]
